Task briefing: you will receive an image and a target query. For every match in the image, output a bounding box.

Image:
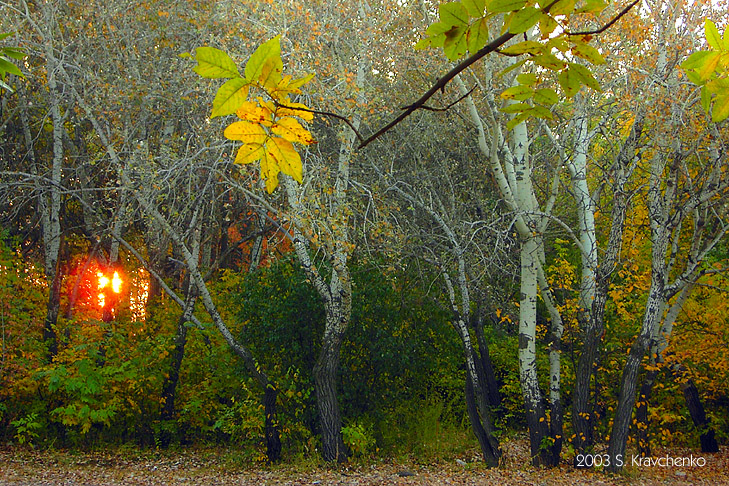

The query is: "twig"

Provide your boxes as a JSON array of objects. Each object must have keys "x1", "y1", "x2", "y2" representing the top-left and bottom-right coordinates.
[
  {"x1": 355, "y1": 0, "x2": 639, "y2": 149},
  {"x1": 566, "y1": 0, "x2": 641, "y2": 36},
  {"x1": 273, "y1": 100, "x2": 366, "y2": 144},
  {"x1": 418, "y1": 85, "x2": 478, "y2": 112}
]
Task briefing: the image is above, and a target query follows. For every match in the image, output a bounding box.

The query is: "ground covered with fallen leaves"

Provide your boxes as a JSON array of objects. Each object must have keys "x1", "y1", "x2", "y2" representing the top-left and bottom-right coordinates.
[{"x1": 1, "y1": 438, "x2": 727, "y2": 485}]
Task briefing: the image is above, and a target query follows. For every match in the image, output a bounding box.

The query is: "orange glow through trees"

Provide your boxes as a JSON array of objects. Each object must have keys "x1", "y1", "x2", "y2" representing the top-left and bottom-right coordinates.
[{"x1": 97, "y1": 271, "x2": 123, "y2": 308}]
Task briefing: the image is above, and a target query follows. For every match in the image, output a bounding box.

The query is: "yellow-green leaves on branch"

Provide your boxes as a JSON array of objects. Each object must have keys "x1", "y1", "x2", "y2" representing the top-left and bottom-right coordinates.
[
  {"x1": 190, "y1": 36, "x2": 315, "y2": 193},
  {"x1": 414, "y1": 0, "x2": 609, "y2": 129},
  {"x1": 0, "y1": 32, "x2": 27, "y2": 93},
  {"x1": 681, "y1": 20, "x2": 729, "y2": 123}
]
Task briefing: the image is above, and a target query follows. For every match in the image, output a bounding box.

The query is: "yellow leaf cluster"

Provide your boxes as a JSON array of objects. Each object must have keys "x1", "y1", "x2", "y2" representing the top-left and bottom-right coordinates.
[
  {"x1": 194, "y1": 38, "x2": 315, "y2": 193},
  {"x1": 225, "y1": 95, "x2": 315, "y2": 193}
]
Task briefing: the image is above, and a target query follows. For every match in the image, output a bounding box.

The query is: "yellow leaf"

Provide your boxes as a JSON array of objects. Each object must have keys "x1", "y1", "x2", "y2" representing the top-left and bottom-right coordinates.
[
  {"x1": 267, "y1": 137, "x2": 303, "y2": 183},
  {"x1": 271, "y1": 117, "x2": 315, "y2": 145},
  {"x1": 234, "y1": 143, "x2": 265, "y2": 165},
  {"x1": 260, "y1": 150, "x2": 281, "y2": 193},
  {"x1": 224, "y1": 121, "x2": 266, "y2": 143},
  {"x1": 258, "y1": 57, "x2": 282, "y2": 89},
  {"x1": 269, "y1": 75, "x2": 303, "y2": 100},
  {"x1": 236, "y1": 101, "x2": 273, "y2": 125}
]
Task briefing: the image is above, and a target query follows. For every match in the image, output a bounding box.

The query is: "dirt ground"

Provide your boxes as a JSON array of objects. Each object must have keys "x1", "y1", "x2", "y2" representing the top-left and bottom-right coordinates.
[{"x1": 1, "y1": 439, "x2": 728, "y2": 485}]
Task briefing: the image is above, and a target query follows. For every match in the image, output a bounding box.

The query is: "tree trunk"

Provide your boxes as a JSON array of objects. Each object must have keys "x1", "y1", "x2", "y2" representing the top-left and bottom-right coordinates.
[
  {"x1": 35, "y1": 19, "x2": 66, "y2": 359},
  {"x1": 313, "y1": 318, "x2": 349, "y2": 463},
  {"x1": 465, "y1": 370, "x2": 500, "y2": 467},
  {"x1": 606, "y1": 286, "x2": 663, "y2": 471},
  {"x1": 263, "y1": 383, "x2": 282, "y2": 462},
  {"x1": 519, "y1": 237, "x2": 550, "y2": 466},
  {"x1": 473, "y1": 310, "x2": 501, "y2": 410},
  {"x1": 635, "y1": 369, "x2": 658, "y2": 457},
  {"x1": 158, "y1": 280, "x2": 197, "y2": 447},
  {"x1": 248, "y1": 209, "x2": 266, "y2": 272},
  {"x1": 43, "y1": 257, "x2": 62, "y2": 357},
  {"x1": 681, "y1": 377, "x2": 719, "y2": 453}
]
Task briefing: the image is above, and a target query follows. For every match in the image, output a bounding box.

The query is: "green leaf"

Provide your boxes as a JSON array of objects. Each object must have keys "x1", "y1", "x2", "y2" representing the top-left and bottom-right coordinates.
[
  {"x1": 426, "y1": 21, "x2": 454, "y2": 36},
  {"x1": 245, "y1": 35, "x2": 283, "y2": 83},
  {"x1": 548, "y1": 36, "x2": 570, "y2": 52},
  {"x1": 0, "y1": 47, "x2": 26, "y2": 60},
  {"x1": 712, "y1": 92, "x2": 729, "y2": 122},
  {"x1": 550, "y1": 0, "x2": 576, "y2": 16},
  {"x1": 498, "y1": 59, "x2": 527, "y2": 76},
  {"x1": 569, "y1": 63, "x2": 601, "y2": 91},
  {"x1": 532, "y1": 53, "x2": 567, "y2": 70},
  {"x1": 559, "y1": 69, "x2": 580, "y2": 98},
  {"x1": 509, "y1": 7, "x2": 542, "y2": 34},
  {"x1": 706, "y1": 76, "x2": 729, "y2": 93},
  {"x1": 423, "y1": 22, "x2": 452, "y2": 49},
  {"x1": 500, "y1": 102, "x2": 531, "y2": 113},
  {"x1": 705, "y1": 19, "x2": 722, "y2": 50},
  {"x1": 467, "y1": 18, "x2": 490, "y2": 53},
  {"x1": 288, "y1": 73, "x2": 315, "y2": 90},
  {"x1": 506, "y1": 111, "x2": 531, "y2": 130},
  {"x1": 700, "y1": 85, "x2": 711, "y2": 113},
  {"x1": 0, "y1": 78, "x2": 13, "y2": 92},
  {"x1": 681, "y1": 50, "x2": 714, "y2": 71},
  {"x1": 0, "y1": 32, "x2": 13, "y2": 41},
  {"x1": 258, "y1": 57, "x2": 283, "y2": 89},
  {"x1": 0, "y1": 57, "x2": 23, "y2": 77},
  {"x1": 193, "y1": 46, "x2": 240, "y2": 79},
  {"x1": 517, "y1": 73, "x2": 538, "y2": 86},
  {"x1": 685, "y1": 69, "x2": 702, "y2": 85},
  {"x1": 414, "y1": 37, "x2": 434, "y2": 50},
  {"x1": 576, "y1": 0, "x2": 606, "y2": 13},
  {"x1": 439, "y1": 2, "x2": 469, "y2": 27},
  {"x1": 211, "y1": 77, "x2": 250, "y2": 118},
  {"x1": 489, "y1": 0, "x2": 527, "y2": 13},
  {"x1": 529, "y1": 103, "x2": 553, "y2": 119},
  {"x1": 443, "y1": 26, "x2": 468, "y2": 60},
  {"x1": 698, "y1": 52, "x2": 721, "y2": 81},
  {"x1": 534, "y1": 88, "x2": 559, "y2": 104},
  {"x1": 539, "y1": 14, "x2": 558, "y2": 39},
  {"x1": 501, "y1": 85, "x2": 534, "y2": 100},
  {"x1": 571, "y1": 41, "x2": 605, "y2": 65},
  {"x1": 501, "y1": 40, "x2": 547, "y2": 55},
  {"x1": 462, "y1": 0, "x2": 487, "y2": 17}
]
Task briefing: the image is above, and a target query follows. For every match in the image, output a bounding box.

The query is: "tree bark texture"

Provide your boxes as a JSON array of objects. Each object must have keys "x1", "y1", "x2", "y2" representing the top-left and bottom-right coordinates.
[
  {"x1": 313, "y1": 320, "x2": 349, "y2": 462},
  {"x1": 635, "y1": 369, "x2": 658, "y2": 457},
  {"x1": 681, "y1": 378, "x2": 719, "y2": 453},
  {"x1": 607, "y1": 286, "x2": 663, "y2": 471},
  {"x1": 519, "y1": 237, "x2": 550, "y2": 466}
]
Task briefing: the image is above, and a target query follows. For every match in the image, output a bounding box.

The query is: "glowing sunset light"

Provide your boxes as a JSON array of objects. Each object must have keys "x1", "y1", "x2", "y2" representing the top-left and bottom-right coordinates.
[
  {"x1": 112, "y1": 272, "x2": 122, "y2": 293},
  {"x1": 96, "y1": 270, "x2": 123, "y2": 309}
]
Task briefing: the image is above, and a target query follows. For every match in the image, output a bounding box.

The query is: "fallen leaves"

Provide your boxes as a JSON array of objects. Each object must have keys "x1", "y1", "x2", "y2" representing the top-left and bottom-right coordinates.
[{"x1": 1, "y1": 439, "x2": 727, "y2": 485}]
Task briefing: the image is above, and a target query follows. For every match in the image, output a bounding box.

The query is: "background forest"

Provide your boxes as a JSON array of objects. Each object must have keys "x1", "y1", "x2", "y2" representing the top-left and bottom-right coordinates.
[{"x1": 0, "y1": 0, "x2": 728, "y2": 472}]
